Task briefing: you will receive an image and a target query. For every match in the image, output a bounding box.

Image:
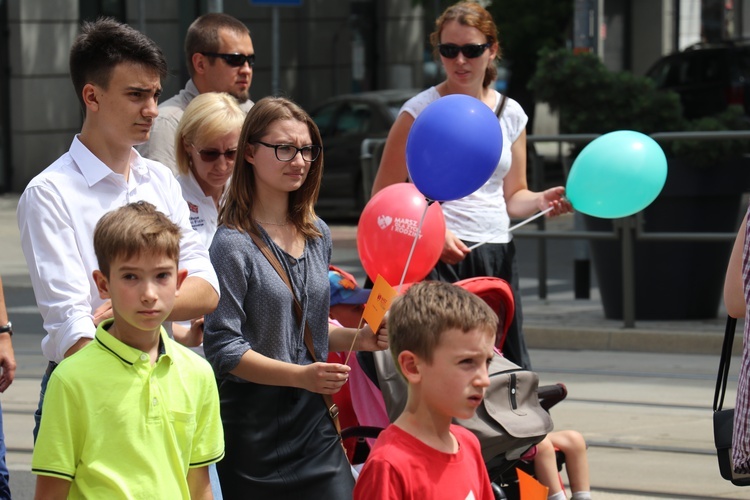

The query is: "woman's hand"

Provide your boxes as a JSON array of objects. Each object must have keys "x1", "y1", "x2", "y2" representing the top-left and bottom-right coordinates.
[
  {"x1": 539, "y1": 186, "x2": 574, "y2": 217},
  {"x1": 187, "y1": 316, "x2": 205, "y2": 346},
  {"x1": 302, "y1": 362, "x2": 351, "y2": 394},
  {"x1": 172, "y1": 316, "x2": 204, "y2": 348},
  {"x1": 92, "y1": 300, "x2": 113, "y2": 327},
  {"x1": 440, "y1": 229, "x2": 470, "y2": 265}
]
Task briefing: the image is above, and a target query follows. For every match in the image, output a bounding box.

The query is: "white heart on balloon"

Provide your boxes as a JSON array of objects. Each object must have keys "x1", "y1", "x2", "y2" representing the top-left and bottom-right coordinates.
[{"x1": 377, "y1": 215, "x2": 393, "y2": 229}]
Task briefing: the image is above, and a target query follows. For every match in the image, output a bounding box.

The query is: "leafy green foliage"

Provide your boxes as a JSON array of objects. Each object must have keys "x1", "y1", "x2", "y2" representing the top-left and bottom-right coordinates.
[
  {"x1": 670, "y1": 106, "x2": 750, "y2": 166},
  {"x1": 529, "y1": 48, "x2": 684, "y2": 134},
  {"x1": 529, "y1": 48, "x2": 750, "y2": 165},
  {"x1": 488, "y1": 0, "x2": 573, "y2": 128}
]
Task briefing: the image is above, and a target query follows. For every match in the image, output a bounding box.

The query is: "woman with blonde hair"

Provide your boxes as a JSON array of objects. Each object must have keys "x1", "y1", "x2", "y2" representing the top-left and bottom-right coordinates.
[
  {"x1": 175, "y1": 91, "x2": 245, "y2": 248},
  {"x1": 371, "y1": 1, "x2": 572, "y2": 369},
  {"x1": 174, "y1": 92, "x2": 244, "y2": 499},
  {"x1": 204, "y1": 96, "x2": 387, "y2": 498}
]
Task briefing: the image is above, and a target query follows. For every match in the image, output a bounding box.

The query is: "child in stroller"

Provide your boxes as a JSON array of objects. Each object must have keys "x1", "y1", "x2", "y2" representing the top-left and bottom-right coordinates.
[{"x1": 533, "y1": 430, "x2": 592, "y2": 500}]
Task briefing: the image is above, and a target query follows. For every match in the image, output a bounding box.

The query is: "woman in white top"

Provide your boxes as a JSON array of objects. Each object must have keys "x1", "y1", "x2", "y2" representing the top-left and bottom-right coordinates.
[
  {"x1": 175, "y1": 92, "x2": 245, "y2": 248},
  {"x1": 371, "y1": 1, "x2": 572, "y2": 369}
]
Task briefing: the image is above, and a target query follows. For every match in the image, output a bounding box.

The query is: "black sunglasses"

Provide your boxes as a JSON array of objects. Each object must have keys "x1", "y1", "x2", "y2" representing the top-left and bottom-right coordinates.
[
  {"x1": 437, "y1": 43, "x2": 491, "y2": 59},
  {"x1": 193, "y1": 145, "x2": 238, "y2": 162},
  {"x1": 201, "y1": 52, "x2": 255, "y2": 68}
]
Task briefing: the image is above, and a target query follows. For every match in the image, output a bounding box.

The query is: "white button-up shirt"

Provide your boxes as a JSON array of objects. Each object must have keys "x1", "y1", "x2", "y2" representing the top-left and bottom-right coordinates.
[{"x1": 17, "y1": 136, "x2": 219, "y2": 363}]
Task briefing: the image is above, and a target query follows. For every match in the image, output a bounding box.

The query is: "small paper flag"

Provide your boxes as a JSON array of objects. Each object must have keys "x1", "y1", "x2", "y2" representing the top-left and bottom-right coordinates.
[
  {"x1": 516, "y1": 468, "x2": 548, "y2": 500},
  {"x1": 362, "y1": 274, "x2": 397, "y2": 332}
]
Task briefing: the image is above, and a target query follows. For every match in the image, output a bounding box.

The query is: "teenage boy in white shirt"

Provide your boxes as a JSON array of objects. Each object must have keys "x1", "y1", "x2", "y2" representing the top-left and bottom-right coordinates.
[{"x1": 17, "y1": 18, "x2": 220, "y2": 440}]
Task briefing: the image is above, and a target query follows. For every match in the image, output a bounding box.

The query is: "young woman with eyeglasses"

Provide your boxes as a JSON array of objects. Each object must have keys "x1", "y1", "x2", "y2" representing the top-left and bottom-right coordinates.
[
  {"x1": 371, "y1": 1, "x2": 572, "y2": 370},
  {"x1": 203, "y1": 96, "x2": 388, "y2": 499}
]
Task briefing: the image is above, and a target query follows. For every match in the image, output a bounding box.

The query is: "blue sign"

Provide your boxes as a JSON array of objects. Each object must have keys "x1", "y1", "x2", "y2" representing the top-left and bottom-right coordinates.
[{"x1": 250, "y1": 0, "x2": 302, "y2": 5}]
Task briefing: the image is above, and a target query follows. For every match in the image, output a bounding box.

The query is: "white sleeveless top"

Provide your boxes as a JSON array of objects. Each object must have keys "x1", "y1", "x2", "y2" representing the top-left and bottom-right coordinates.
[{"x1": 400, "y1": 87, "x2": 528, "y2": 243}]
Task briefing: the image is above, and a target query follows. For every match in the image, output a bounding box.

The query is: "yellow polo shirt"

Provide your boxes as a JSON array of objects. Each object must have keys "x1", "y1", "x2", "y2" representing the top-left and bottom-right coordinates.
[{"x1": 32, "y1": 320, "x2": 224, "y2": 499}]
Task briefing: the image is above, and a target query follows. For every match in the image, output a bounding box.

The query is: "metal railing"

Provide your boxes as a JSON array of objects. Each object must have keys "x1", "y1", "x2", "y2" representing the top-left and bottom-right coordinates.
[
  {"x1": 360, "y1": 130, "x2": 750, "y2": 328},
  {"x1": 526, "y1": 131, "x2": 750, "y2": 327}
]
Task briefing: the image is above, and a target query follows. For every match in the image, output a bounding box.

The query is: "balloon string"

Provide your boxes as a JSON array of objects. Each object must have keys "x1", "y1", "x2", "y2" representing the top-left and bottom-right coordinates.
[
  {"x1": 344, "y1": 316, "x2": 365, "y2": 366},
  {"x1": 397, "y1": 201, "x2": 431, "y2": 293},
  {"x1": 467, "y1": 206, "x2": 554, "y2": 251}
]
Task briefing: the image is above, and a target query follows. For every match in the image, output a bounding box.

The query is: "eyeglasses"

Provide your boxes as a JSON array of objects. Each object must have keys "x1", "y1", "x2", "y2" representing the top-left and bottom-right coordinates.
[
  {"x1": 437, "y1": 43, "x2": 491, "y2": 59},
  {"x1": 255, "y1": 141, "x2": 322, "y2": 162},
  {"x1": 200, "y1": 52, "x2": 255, "y2": 68},
  {"x1": 192, "y1": 145, "x2": 238, "y2": 162}
]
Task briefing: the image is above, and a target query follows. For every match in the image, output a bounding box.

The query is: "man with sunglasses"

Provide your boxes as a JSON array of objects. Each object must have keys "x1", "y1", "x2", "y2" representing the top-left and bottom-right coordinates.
[{"x1": 139, "y1": 13, "x2": 255, "y2": 174}]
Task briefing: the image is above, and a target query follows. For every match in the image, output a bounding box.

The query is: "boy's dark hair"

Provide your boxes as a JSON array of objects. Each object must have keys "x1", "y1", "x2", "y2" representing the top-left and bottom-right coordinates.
[
  {"x1": 69, "y1": 17, "x2": 168, "y2": 112},
  {"x1": 388, "y1": 281, "x2": 498, "y2": 367},
  {"x1": 93, "y1": 202, "x2": 181, "y2": 277},
  {"x1": 185, "y1": 13, "x2": 251, "y2": 77}
]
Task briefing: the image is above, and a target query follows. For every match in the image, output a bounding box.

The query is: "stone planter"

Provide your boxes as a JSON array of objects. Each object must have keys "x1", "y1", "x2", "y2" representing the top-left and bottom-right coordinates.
[{"x1": 585, "y1": 156, "x2": 750, "y2": 320}]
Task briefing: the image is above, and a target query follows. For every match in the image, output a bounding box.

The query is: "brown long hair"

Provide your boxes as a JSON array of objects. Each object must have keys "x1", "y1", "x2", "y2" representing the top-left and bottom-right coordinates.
[
  {"x1": 429, "y1": 1, "x2": 501, "y2": 89},
  {"x1": 218, "y1": 96, "x2": 324, "y2": 239}
]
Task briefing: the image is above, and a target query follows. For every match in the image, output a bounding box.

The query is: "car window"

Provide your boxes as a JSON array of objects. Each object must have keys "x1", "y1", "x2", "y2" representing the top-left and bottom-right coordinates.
[
  {"x1": 311, "y1": 103, "x2": 339, "y2": 135},
  {"x1": 676, "y1": 57, "x2": 697, "y2": 85},
  {"x1": 648, "y1": 59, "x2": 673, "y2": 87},
  {"x1": 695, "y1": 52, "x2": 725, "y2": 83},
  {"x1": 668, "y1": 55, "x2": 698, "y2": 85},
  {"x1": 334, "y1": 103, "x2": 372, "y2": 136},
  {"x1": 387, "y1": 104, "x2": 403, "y2": 119}
]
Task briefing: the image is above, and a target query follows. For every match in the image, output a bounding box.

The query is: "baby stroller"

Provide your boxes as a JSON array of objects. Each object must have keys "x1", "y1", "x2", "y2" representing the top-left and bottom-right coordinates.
[{"x1": 345, "y1": 276, "x2": 566, "y2": 499}]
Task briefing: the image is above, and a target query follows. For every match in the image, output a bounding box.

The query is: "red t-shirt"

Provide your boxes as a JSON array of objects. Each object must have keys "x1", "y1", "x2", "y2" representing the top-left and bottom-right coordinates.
[{"x1": 354, "y1": 424, "x2": 493, "y2": 500}]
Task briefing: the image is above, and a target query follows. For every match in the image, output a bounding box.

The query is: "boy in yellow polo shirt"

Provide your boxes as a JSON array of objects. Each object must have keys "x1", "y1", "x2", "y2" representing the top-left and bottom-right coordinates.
[{"x1": 32, "y1": 202, "x2": 224, "y2": 499}]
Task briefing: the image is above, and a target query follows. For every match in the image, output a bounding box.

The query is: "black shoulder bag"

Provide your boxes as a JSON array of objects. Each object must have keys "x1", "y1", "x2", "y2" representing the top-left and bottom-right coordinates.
[{"x1": 713, "y1": 315, "x2": 750, "y2": 485}]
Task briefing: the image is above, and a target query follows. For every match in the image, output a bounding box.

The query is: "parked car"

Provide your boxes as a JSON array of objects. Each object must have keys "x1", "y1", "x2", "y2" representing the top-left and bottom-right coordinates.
[
  {"x1": 645, "y1": 39, "x2": 750, "y2": 120},
  {"x1": 310, "y1": 88, "x2": 420, "y2": 218}
]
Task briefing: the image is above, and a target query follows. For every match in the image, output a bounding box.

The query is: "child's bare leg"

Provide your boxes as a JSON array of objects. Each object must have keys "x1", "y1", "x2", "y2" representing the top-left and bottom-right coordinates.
[
  {"x1": 533, "y1": 436, "x2": 564, "y2": 498},
  {"x1": 549, "y1": 430, "x2": 591, "y2": 497}
]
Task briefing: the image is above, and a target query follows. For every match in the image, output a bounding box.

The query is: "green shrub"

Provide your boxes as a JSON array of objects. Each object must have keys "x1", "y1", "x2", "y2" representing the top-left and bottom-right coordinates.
[{"x1": 529, "y1": 47, "x2": 749, "y2": 164}]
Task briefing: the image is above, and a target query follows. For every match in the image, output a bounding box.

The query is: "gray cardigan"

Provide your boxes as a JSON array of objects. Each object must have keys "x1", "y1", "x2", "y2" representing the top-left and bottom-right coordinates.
[{"x1": 204, "y1": 221, "x2": 332, "y2": 381}]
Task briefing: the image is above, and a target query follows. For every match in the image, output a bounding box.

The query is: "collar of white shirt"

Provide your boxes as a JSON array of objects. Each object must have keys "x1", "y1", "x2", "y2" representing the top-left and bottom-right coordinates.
[{"x1": 70, "y1": 135, "x2": 151, "y2": 186}]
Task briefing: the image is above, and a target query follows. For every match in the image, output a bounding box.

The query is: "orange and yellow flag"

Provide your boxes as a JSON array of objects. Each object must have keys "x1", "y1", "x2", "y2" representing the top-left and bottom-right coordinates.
[{"x1": 362, "y1": 274, "x2": 397, "y2": 332}]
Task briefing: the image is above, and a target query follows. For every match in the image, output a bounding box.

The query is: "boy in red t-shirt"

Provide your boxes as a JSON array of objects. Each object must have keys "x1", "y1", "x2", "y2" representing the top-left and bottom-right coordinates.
[{"x1": 354, "y1": 281, "x2": 496, "y2": 499}]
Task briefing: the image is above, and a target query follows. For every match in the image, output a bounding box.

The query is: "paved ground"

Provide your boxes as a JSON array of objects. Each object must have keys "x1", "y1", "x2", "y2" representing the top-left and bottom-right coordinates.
[{"x1": 2, "y1": 192, "x2": 748, "y2": 499}]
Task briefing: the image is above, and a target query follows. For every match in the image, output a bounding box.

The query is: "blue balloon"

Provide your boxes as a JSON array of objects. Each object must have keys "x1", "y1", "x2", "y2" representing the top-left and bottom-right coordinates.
[
  {"x1": 566, "y1": 130, "x2": 667, "y2": 219},
  {"x1": 406, "y1": 94, "x2": 502, "y2": 202}
]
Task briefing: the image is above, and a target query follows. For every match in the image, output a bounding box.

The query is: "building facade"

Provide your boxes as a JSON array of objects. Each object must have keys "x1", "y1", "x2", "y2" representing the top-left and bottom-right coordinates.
[{"x1": 0, "y1": 0, "x2": 747, "y2": 192}]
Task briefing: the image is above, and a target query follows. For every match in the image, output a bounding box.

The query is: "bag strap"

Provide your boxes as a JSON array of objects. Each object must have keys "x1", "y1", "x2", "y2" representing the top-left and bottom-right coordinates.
[
  {"x1": 714, "y1": 315, "x2": 738, "y2": 412},
  {"x1": 495, "y1": 93, "x2": 508, "y2": 118},
  {"x1": 247, "y1": 230, "x2": 342, "y2": 433}
]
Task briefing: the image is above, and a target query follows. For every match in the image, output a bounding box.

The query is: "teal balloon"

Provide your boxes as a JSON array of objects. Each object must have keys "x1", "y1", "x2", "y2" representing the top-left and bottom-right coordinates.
[{"x1": 566, "y1": 130, "x2": 667, "y2": 219}]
